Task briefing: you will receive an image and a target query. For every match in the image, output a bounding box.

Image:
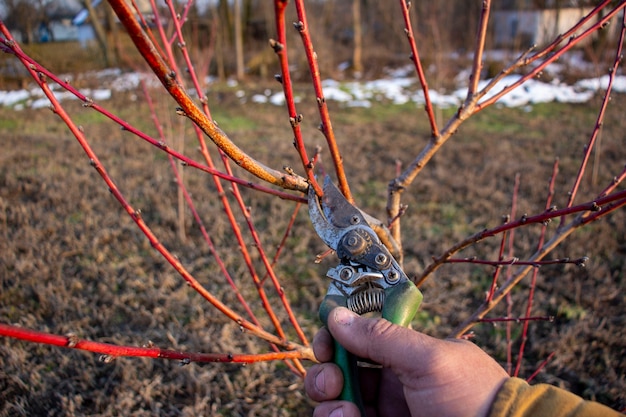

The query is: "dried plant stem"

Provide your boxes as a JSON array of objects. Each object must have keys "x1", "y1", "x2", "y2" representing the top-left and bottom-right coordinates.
[
  {"x1": 293, "y1": 0, "x2": 352, "y2": 201},
  {"x1": 107, "y1": 0, "x2": 308, "y2": 192},
  {"x1": 0, "y1": 324, "x2": 314, "y2": 363}
]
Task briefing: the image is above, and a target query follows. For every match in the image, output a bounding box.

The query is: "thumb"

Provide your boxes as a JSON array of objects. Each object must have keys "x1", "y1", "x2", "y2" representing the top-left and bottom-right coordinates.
[{"x1": 327, "y1": 307, "x2": 438, "y2": 375}]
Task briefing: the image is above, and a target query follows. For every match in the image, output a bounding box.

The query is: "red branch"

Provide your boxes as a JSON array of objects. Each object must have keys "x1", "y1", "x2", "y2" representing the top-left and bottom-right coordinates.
[
  {"x1": 515, "y1": 160, "x2": 559, "y2": 377},
  {"x1": 447, "y1": 256, "x2": 587, "y2": 268},
  {"x1": 106, "y1": 0, "x2": 308, "y2": 192},
  {"x1": 479, "y1": 316, "x2": 554, "y2": 324},
  {"x1": 272, "y1": 0, "x2": 321, "y2": 197},
  {"x1": 419, "y1": 188, "x2": 626, "y2": 285},
  {"x1": 526, "y1": 351, "x2": 556, "y2": 383},
  {"x1": 398, "y1": 0, "x2": 439, "y2": 138},
  {"x1": 0, "y1": 324, "x2": 312, "y2": 364},
  {"x1": 562, "y1": 8, "x2": 626, "y2": 216},
  {"x1": 505, "y1": 172, "x2": 521, "y2": 375},
  {"x1": 0, "y1": 24, "x2": 303, "y2": 352},
  {"x1": 293, "y1": 0, "x2": 352, "y2": 201}
]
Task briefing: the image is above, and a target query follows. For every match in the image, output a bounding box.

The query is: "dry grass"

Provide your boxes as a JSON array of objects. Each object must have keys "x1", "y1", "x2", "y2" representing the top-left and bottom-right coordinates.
[{"x1": 1, "y1": 84, "x2": 625, "y2": 415}]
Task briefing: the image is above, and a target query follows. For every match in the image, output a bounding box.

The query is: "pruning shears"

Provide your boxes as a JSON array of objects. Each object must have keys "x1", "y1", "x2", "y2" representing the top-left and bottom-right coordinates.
[{"x1": 308, "y1": 176, "x2": 423, "y2": 413}]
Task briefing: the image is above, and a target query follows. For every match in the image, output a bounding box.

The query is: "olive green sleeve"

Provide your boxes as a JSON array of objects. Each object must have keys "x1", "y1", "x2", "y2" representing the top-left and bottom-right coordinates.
[{"x1": 488, "y1": 377, "x2": 622, "y2": 417}]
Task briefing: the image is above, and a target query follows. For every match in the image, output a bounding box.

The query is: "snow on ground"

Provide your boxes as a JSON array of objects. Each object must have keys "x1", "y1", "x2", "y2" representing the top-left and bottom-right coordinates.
[{"x1": 1, "y1": 66, "x2": 625, "y2": 111}]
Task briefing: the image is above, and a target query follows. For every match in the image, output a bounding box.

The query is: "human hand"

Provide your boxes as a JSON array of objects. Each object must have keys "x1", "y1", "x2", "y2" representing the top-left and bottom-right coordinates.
[{"x1": 305, "y1": 307, "x2": 509, "y2": 417}]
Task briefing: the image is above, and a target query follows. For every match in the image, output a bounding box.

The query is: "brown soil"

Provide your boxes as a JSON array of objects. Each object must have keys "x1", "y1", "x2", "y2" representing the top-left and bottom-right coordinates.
[{"x1": 1, "y1": 84, "x2": 625, "y2": 415}]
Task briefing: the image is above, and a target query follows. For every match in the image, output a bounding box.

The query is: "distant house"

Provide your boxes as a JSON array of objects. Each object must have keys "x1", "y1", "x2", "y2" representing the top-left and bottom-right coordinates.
[
  {"x1": 492, "y1": 7, "x2": 613, "y2": 48},
  {"x1": 41, "y1": 0, "x2": 96, "y2": 45}
]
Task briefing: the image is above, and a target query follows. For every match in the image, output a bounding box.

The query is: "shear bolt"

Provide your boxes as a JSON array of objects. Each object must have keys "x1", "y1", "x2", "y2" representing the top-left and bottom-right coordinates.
[
  {"x1": 341, "y1": 231, "x2": 368, "y2": 256},
  {"x1": 339, "y1": 266, "x2": 354, "y2": 281},
  {"x1": 375, "y1": 253, "x2": 388, "y2": 266},
  {"x1": 386, "y1": 270, "x2": 399, "y2": 283}
]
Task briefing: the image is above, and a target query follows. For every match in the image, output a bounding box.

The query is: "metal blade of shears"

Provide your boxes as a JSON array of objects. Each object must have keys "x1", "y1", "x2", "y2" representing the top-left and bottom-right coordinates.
[{"x1": 308, "y1": 176, "x2": 367, "y2": 250}]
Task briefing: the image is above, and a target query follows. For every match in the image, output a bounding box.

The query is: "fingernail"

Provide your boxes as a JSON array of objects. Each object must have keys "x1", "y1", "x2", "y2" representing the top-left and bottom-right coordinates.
[
  {"x1": 314, "y1": 368, "x2": 325, "y2": 394},
  {"x1": 329, "y1": 406, "x2": 344, "y2": 417},
  {"x1": 334, "y1": 307, "x2": 356, "y2": 326}
]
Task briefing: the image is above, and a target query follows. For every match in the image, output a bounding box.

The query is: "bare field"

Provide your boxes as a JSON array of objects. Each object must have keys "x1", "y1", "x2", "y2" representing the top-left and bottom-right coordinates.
[{"x1": 1, "y1": 88, "x2": 625, "y2": 415}]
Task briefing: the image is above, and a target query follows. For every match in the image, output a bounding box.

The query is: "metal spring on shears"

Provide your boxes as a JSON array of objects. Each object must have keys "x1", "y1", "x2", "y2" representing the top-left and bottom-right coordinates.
[{"x1": 347, "y1": 287, "x2": 385, "y2": 315}]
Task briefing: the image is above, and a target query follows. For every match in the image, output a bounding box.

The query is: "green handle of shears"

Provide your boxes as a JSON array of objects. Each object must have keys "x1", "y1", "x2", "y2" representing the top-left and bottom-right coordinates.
[{"x1": 319, "y1": 281, "x2": 423, "y2": 415}]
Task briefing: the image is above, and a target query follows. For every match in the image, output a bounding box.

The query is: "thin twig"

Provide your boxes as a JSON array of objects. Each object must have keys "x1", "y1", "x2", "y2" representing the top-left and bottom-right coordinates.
[
  {"x1": 446, "y1": 257, "x2": 587, "y2": 268},
  {"x1": 505, "y1": 172, "x2": 521, "y2": 375},
  {"x1": 526, "y1": 351, "x2": 556, "y2": 383},
  {"x1": 467, "y1": 0, "x2": 491, "y2": 97},
  {"x1": 479, "y1": 316, "x2": 554, "y2": 324},
  {"x1": 514, "y1": 159, "x2": 559, "y2": 377}
]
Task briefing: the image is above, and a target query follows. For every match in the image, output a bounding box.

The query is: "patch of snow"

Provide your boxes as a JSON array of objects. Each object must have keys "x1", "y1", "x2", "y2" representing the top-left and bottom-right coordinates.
[
  {"x1": 2, "y1": 65, "x2": 625, "y2": 111},
  {"x1": 576, "y1": 75, "x2": 626, "y2": 93},
  {"x1": 92, "y1": 89, "x2": 112, "y2": 101},
  {"x1": 347, "y1": 100, "x2": 371, "y2": 108},
  {"x1": 269, "y1": 92, "x2": 285, "y2": 106},
  {"x1": 252, "y1": 94, "x2": 268, "y2": 104},
  {"x1": 0, "y1": 89, "x2": 30, "y2": 106}
]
